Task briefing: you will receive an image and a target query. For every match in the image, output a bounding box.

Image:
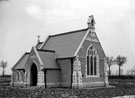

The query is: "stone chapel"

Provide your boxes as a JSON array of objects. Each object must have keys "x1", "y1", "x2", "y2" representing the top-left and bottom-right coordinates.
[{"x1": 10, "y1": 15, "x2": 109, "y2": 88}]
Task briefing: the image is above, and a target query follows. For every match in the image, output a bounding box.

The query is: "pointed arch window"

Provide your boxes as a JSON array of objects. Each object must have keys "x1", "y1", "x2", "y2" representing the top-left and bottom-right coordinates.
[
  {"x1": 16, "y1": 71, "x2": 19, "y2": 81},
  {"x1": 87, "y1": 46, "x2": 99, "y2": 76}
]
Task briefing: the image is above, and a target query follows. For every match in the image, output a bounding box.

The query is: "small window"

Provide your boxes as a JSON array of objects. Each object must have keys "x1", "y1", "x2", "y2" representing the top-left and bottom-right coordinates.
[
  {"x1": 21, "y1": 72, "x2": 24, "y2": 81},
  {"x1": 16, "y1": 72, "x2": 19, "y2": 81},
  {"x1": 19, "y1": 71, "x2": 24, "y2": 81}
]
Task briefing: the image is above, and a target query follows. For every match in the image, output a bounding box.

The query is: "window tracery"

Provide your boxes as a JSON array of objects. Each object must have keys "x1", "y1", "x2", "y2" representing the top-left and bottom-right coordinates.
[{"x1": 86, "y1": 46, "x2": 99, "y2": 76}]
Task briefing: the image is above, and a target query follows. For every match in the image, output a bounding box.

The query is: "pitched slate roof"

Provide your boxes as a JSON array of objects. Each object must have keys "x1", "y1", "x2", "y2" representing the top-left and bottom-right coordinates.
[
  {"x1": 12, "y1": 52, "x2": 29, "y2": 70},
  {"x1": 36, "y1": 42, "x2": 43, "y2": 49},
  {"x1": 37, "y1": 49, "x2": 60, "y2": 69},
  {"x1": 41, "y1": 28, "x2": 88, "y2": 58}
]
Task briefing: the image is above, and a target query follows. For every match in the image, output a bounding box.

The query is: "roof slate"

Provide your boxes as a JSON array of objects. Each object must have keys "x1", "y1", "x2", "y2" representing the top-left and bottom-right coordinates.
[
  {"x1": 42, "y1": 28, "x2": 88, "y2": 58},
  {"x1": 36, "y1": 42, "x2": 43, "y2": 49},
  {"x1": 37, "y1": 50, "x2": 60, "y2": 69},
  {"x1": 12, "y1": 28, "x2": 90, "y2": 69},
  {"x1": 13, "y1": 53, "x2": 29, "y2": 69}
]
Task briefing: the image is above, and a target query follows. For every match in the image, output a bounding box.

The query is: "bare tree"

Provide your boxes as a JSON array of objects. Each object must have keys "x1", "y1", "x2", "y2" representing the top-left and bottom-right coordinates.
[
  {"x1": 132, "y1": 66, "x2": 135, "y2": 75},
  {"x1": 0, "y1": 61, "x2": 8, "y2": 77},
  {"x1": 126, "y1": 70, "x2": 131, "y2": 75},
  {"x1": 106, "y1": 56, "x2": 115, "y2": 76},
  {"x1": 116, "y1": 69, "x2": 123, "y2": 75},
  {"x1": 127, "y1": 65, "x2": 135, "y2": 75},
  {"x1": 115, "y1": 55, "x2": 127, "y2": 77}
]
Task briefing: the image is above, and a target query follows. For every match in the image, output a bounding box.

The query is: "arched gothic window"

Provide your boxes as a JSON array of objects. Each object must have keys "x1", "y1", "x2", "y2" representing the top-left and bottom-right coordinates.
[
  {"x1": 19, "y1": 71, "x2": 24, "y2": 81},
  {"x1": 87, "y1": 46, "x2": 99, "y2": 76},
  {"x1": 21, "y1": 71, "x2": 24, "y2": 81},
  {"x1": 16, "y1": 71, "x2": 19, "y2": 81}
]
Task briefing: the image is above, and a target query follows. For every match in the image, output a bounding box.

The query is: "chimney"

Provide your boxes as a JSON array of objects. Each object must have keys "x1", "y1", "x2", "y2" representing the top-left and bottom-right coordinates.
[{"x1": 87, "y1": 15, "x2": 95, "y2": 28}]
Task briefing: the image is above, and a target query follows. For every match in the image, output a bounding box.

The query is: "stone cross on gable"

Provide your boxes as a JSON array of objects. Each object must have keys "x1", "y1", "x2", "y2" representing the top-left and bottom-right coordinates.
[{"x1": 37, "y1": 35, "x2": 40, "y2": 43}]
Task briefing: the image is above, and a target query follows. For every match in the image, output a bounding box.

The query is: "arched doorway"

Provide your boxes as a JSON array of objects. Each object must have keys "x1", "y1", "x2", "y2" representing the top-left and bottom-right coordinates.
[{"x1": 30, "y1": 63, "x2": 38, "y2": 86}]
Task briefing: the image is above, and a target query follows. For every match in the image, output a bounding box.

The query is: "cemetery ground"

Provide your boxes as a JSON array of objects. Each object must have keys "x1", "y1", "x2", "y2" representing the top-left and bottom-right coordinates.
[{"x1": 0, "y1": 76, "x2": 135, "y2": 98}]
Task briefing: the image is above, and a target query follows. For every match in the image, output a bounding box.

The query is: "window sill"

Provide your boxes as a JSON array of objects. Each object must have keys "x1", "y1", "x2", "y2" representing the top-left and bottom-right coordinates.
[{"x1": 86, "y1": 75, "x2": 100, "y2": 78}]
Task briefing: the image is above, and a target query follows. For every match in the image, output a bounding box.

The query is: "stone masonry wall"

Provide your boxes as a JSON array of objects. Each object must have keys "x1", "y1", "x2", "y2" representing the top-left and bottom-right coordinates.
[
  {"x1": 25, "y1": 48, "x2": 40, "y2": 86},
  {"x1": 12, "y1": 70, "x2": 25, "y2": 87},
  {"x1": 77, "y1": 32, "x2": 106, "y2": 87},
  {"x1": 46, "y1": 70, "x2": 61, "y2": 88},
  {"x1": 57, "y1": 59, "x2": 72, "y2": 87}
]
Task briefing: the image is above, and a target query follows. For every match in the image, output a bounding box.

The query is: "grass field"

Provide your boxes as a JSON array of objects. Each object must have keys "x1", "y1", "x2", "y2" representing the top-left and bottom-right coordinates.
[
  {"x1": 0, "y1": 75, "x2": 11, "y2": 86},
  {"x1": 0, "y1": 76, "x2": 135, "y2": 98}
]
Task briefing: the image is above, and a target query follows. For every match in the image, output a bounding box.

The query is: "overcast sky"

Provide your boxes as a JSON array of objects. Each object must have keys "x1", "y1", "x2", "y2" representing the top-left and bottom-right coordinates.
[{"x1": 0, "y1": 0, "x2": 135, "y2": 74}]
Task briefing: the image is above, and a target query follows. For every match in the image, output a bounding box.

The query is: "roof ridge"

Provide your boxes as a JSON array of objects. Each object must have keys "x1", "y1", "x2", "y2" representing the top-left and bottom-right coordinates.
[
  {"x1": 25, "y1": 52, "x2": 30, "y2": 54},
  {"x1": 33, "y1": 47, "x2": 44, "y2": 66},
  {"x1": 40, "y1": 35, "x2": 50, "y2": 49},
  {"x1": 35, "y1": 42, "x2": 43, "y2": 48},
  {"x1": 37, "y1": 49, "x2": 55, "y2": 53},
  {"x1": 50, "y1": 28, "x2": 88, "y2": 37},
  {"x1": 39, "y1": 42, "x2": 43, "y2": 44}
]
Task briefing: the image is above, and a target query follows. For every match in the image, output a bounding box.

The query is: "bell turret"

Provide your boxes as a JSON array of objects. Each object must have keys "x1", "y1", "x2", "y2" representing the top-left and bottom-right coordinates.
[{"x1": 87, "y1": 15, "x2": 95, "y2": 28}]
